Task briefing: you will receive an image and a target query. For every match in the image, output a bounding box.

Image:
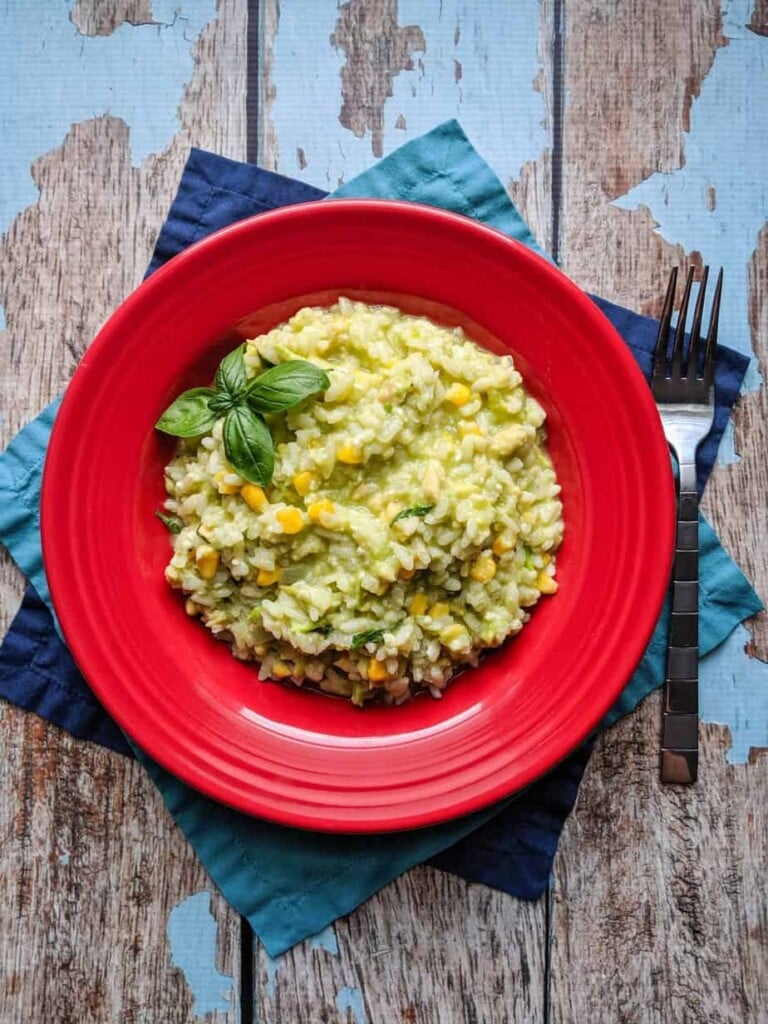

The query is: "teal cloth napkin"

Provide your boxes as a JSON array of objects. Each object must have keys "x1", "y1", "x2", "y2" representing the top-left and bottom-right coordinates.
[{"x1": 0, "y1": 122, "x2": 761, "y2": 956}]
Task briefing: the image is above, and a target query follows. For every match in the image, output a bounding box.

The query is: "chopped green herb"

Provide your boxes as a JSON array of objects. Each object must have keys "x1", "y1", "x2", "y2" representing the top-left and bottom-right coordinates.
[
  {"x1": 155, "y1": 510, "x2": 183, "y2": 533},
  {"x1": 351, "y1": 627, "x2": 387, "y2": 649},
  {"x1": 309, "y1": 623, "x2": 332, "y2": 636},
  {"x1": 351, "y1": 681, "x2": 369, "y2": 707},
  {"x1": 247, "y1": 606, "x2": 262, "y2": 623},
  {"x1": 391, "y1": 504, "x2": 435, "y2": 524}
]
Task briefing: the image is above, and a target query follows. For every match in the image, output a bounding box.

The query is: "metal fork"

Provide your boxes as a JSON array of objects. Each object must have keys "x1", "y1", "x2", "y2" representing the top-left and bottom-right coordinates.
[{"x1": 651, "y1": 265, "x2": 722, "y2": 785}]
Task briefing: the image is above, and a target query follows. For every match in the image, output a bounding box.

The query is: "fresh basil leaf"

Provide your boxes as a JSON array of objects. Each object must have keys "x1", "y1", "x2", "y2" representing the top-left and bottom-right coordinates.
[
  {"x1": 350, "y1": 627, "x2": 387, "y2": 649},
  {"x1": 215, "y1": 344, "x2": 248, "y2": 400},
  {"x1": 222, "y1": 405, "x2": 274, "y2": 486},
  {"x1": 155, "y1": 387, "x2": 219, "y2": 437},
  {"x1": 391, "y1": 504, "x2": 435, "y2": 524},
  {"x1": 209, "y1": 393, "x2": 238, "y2": 414},
  {"x1": 246, "y1": 360, "x2": 330, "y2": 413},
  {"x1": 155, "y1": 510, "x2": 183, "y2": 533}
]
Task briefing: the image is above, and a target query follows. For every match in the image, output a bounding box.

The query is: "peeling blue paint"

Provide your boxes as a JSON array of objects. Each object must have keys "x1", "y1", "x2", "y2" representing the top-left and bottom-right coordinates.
[
  {"x1": 0, "y1": 0, "x2": 216, "y2": 236},
  {"x1": 264, "y1": 951, "x2": 282, "y2": 998},
  {"x1": 166, "y1": 892, "x2": 236, "y2": 1019},
  {"x1": 700, "y1": 625, "x2": 768, "y2": 763},
  {"x1": 57, "y1": 851, "x2": 70, "y2": 865},
  {"x1": 268, "y1": 0, "x2": 547, "y2": 194},
  {"x1": 336, "y1": 986, "x2": 368, "y2": 1024},
  {"x1": 0, "y1": 304, "x2": 6, "y2": 330},
  {"x1": 613, "y1": 0, "x2": 767, "y2": 391},
  {"x1": 716, "y1": 418, "x2": 741, "y2": 468},
  {"x1": 308, "y1": 923, "x2": 339, "y2": 955}
]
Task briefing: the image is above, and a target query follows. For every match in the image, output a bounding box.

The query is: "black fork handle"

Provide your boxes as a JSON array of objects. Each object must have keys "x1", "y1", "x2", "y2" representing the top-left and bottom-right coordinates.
[{"x1": 660, "y1": 459, "x2": 698, "y2": 784}]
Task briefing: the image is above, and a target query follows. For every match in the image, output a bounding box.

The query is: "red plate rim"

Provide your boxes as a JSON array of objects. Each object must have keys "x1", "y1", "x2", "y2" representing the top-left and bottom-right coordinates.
[{"x1": 42, "y1": 199, "x2": 675, "y2": 832}]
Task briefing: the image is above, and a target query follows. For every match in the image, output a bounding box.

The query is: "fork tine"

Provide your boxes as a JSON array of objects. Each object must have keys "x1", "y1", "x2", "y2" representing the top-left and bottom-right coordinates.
[
  {"x1": 654, "y1": 267, "x2": 678, "y2": 376},
  {"x1": 687, "y1": 265, "x2": 709, "y2": 378},
  {"x1": 671, "y1": 266, "x2": 695, "y2": 375},
  {"x1": 703, "y1": 267, "x2": 723, "y2": 389}
]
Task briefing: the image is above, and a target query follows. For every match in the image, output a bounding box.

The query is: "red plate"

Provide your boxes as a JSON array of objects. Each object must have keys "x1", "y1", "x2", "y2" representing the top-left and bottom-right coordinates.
[{"x1": 42, "y1": 201, "x2": 674, "y2": 832}]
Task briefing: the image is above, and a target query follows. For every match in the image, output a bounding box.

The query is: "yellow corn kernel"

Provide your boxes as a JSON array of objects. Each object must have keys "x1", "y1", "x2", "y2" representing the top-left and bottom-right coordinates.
[
  {"x1": 409, "y1": 593, "x2": 429, "y2": 616},
  {"x1": 214, "y1": 471, "x2": 240, "y2": 495},
  {"x1": 428, "y1": 602, "x2": 450, "y2": 619},
  {"x1": 537, "y1": 573, "x2": 558, "y2": 595},
  {"x1": 399, "y1": 566, "x2": 416, "y2": 580},
  {"x1": 276, "y1": 507, "x2": 305, "y2": 534},
  {"x1": 445, "y1": 382, "x2": 472, "y2": 407},
  {"x1": 471, "y1": 556, "x2": 497, "y2": 583},
  {"x1": 195, "y1": 545, "x2": 219, "y2": 580},
  {"x1": 240, "y1": 484, "x2": 267, "y2": 512},
  {"x1": 257, "y1": 567, "x2": 283, "y2": 587},
  {"x1": 337, "y1": 442, "x2": 363, "y2": 465},
  {"x1": 492, "y1": 535, "x2": 515, "y2": 557},
  {"x1": 542, "y1": 554, "x2": 552, "y2": 566},
  {"x1": 270, "y1": 660, "x2": 292, "y2": 680},
  {"x1": 293, "y1": 471, "x2": 315, "y2": 496},
  {"x1": 308, "y1": 499, "x2": 335, "y2": 523},
  {"x1": 459, "y1": 421, "x2": 482, "y2": 437},
  {"x1": 440, "y1": 623, "x2": 467, "y2": 646},
  {"x1": 368, "y1": 657, "x2": 391, "y2": 682}
]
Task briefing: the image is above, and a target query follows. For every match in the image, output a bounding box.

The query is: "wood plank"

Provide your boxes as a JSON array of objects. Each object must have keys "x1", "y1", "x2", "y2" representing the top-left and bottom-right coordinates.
[
  {"x1": 553, "y1": 1, "x2": 768, "y2": 1020},
  {"x1": 0, "y1": 708, "x2": 240, "y2": 1023},
  {"x1": 255, "y1": 2, "x2": 557, "y2": 1020},
  {"x1": 550, "y1": 704, "x2": 768, "y2": 1023},
  {"x1": 0, "y1": 1, "x2": 247, "y2": 1019},
  {"x1": 254, "y1": 867, "x2": 546, "y2": 1024}
]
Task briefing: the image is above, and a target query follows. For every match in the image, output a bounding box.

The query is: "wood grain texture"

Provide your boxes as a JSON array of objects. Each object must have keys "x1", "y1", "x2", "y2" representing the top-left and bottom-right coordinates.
[
  {"x1": 0, "y1": 0, "x2": 247, "y2": 1019},
  {"x1": 255, "y1": 867, "x2": 546, "y2": 1024},
  {"x1": 553, "y1": 2, "x2": 768, "y2": 1021},
  {"x1": 70, "y1": 0, "x2": 153, "y2": 36},
  {"x1": 550, "y1": 700, "x2": 768, "y2": 1024},
  {"x1": 0, "y1": 711, "x2": 239, "y2": 1024},
  {"x1": 750, "y1": 0, "x2": 768, "y2": 35},
  {"x1": 702, "y1": 222, "x2": 768, "y2": 658},
  {"x1": 255, "y1": 4, "x2": 555, "y2": 1019},
  {"x1": 559, "y1": 0, "x2": 724, "y2": 311},
  {"x1": 508, "y1": 0, "x2": 554, "y2": 255},
  {"x1": 331, "y1": 0, "x2": 425, "y2": 159}
]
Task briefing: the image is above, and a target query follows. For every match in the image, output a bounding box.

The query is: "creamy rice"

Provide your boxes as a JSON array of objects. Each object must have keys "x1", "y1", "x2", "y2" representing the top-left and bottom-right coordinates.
[{"x1": 161, "y1": 298, "x2": 564, "y2": 705}]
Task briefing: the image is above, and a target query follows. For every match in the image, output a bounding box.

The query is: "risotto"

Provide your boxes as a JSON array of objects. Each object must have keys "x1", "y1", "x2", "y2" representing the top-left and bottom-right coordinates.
[{"x1": 159, "y1": 298, "x2": 564, "y2": 705}]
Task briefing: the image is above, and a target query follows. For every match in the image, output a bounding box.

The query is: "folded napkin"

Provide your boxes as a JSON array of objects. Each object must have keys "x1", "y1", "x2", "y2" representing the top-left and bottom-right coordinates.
[{"x1": 0, "y1": 122, "x2": 761, "y2": 956}]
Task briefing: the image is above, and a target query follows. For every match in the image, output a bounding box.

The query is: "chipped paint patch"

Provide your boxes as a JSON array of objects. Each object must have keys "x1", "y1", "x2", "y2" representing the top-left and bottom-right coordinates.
[
  {"x1": 264, "y1": 951, "x2": 283, "y2": 998},
  {"x1": 331, "y1": 0, "x2": 425, "y2": 158},
  {"x1": 700, "y1": 624, "x2": 768, "y2": 763},
  {"x1": 166, "y1": 892, "x2": 236, "y2": 1018},
  {"x1": 308, "y1": 923, "x2": 339, "y2": 955},
  {"x1": 267, "y1": 0, "x2": 547, "y2": 188},
  {"x1": 0, "y1": 0, "x2": 216, "y2": 235},
  {"x1": 0, "y1": 305, "x2": 5, "y2": 330},
  {"x1": 336, "y1": 986, "x2": 368, "y2": 1024},
  {"x1": 614, "y1": 0, "x2": 768, "y2": 388},
  {"x1": 57, "y1": 851, "x2": 70, "y2": 865},
  {"x1": 717, "y1": 418, "x2": 741, "y2": 467}
]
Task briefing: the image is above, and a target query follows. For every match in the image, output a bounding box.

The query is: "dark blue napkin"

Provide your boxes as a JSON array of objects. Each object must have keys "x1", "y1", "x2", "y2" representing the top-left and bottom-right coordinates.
[{"x1": 0, "y1": 126, "x2": 761, "y2": 954}]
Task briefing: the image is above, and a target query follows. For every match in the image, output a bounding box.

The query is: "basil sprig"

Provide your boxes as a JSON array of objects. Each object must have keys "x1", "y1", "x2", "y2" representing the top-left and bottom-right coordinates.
[
  {"x1": 155, "y1": 346, "x2": 330, "y2": 486},
  {"x1": 245, "y1": 361, "x2": 331, "y2": 413}
]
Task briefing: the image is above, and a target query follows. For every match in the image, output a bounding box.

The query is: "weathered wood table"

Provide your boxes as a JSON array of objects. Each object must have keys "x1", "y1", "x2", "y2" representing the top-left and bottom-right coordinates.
[{"x1": 2, "y1": 2, "x2": 766, "y2": 1021}]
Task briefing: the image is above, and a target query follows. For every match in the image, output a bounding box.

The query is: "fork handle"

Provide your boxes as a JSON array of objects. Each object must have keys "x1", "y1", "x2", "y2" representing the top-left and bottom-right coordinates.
[{"x1": 660, "y1": 459, "x2": 698, "y2": 784}]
